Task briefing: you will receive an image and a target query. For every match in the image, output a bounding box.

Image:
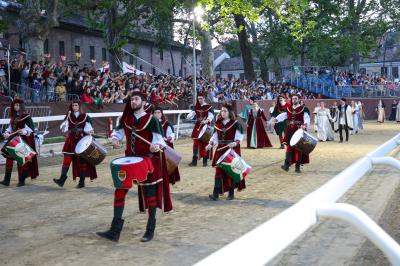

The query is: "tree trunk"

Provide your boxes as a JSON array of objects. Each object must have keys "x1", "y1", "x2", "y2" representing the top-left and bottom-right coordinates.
[
  {"x1": 25, "y1": 37, "x2": 44, "y2": 62},
  {"x1": 105, "y1": 4, "x2": 122, "y2": 72},
  {"x1": 169, "y1": 46, "x2": 176, "y2": 75},
  {"x1": 248, "y1": 23, "x2": 269, "y2": 81},
  {"x1": 233, "y1": 14, "x2": 256, "y2": 81},
  {"x1": 301, "y1": 40, "x2": 306, "y2": 67},
  {"x1": 199, "y1": 29, "x2": 214, "y2": 79},
  {"x1": 351, "y1": 23, "x2": 360, "y2": 73}
]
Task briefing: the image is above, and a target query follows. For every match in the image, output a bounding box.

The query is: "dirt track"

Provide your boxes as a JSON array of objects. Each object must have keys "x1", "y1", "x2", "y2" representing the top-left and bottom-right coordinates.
[{"x1": 0, "y1": 122, "x2": 399, "y2": 266}]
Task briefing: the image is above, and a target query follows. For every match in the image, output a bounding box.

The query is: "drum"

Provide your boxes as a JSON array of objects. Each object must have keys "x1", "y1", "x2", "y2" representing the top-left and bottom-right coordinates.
[
  {"x1": 198, "y1": 125, "x2": 213, "y2": 144},
  {"x1": 75, "y1": 135, "x2": 107, "y2": 166},
  {"x1": 163, "y1": 145, "x2": 182, "y2": 175},
  {"x1": 216, "y1": 149, "x2": 251, "y2": 183},
  {"x1": 289, "y1": 129, "x2": 318, "y2": 155},
  {"x1": 2, "y1": 136, "x2": 36, "y2": 166},
  {"x1": 110, "y1": 157, "x2": 154, "y2": 189}
]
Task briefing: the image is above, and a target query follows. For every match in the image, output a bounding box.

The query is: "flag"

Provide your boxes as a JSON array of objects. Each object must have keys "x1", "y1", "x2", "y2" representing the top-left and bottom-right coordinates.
[{"x1": 123, "y1": 61, "x2": 145, "y2": 75}]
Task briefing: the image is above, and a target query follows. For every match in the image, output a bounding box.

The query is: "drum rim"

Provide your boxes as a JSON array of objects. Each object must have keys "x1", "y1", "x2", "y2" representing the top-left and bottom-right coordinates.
[
  {"x1": 290, "y1": 129, "x2": 304, "y2": 146},
  {"x1": 111, "y1": 156, "x2": 144, "y2": 165},
  {"x1": 75, "y1": 135, "x2": 93, "y2": 154},
  {"x1": 216, "y1": 148, "x2": 234, "y2": 165},
  {"x1": 198, "y1": 124, "x2": 207, "y2": 137}
]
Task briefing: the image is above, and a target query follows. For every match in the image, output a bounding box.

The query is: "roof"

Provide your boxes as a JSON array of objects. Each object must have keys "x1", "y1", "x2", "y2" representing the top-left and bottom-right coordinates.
[
  {"x1": 216, "y1": 57, "x2": 260, "y2": 71},
  {"x1": 213, "y1": 50, "x2": 225, "y2": 59}
]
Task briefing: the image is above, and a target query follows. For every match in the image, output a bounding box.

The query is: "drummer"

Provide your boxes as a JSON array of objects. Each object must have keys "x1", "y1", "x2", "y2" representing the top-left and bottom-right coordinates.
[
  {"x1": 53, "y1": 101, "x2": 97, "y2": 188},
  {"x1": 153, "y1": 106, "x2": 180, "y2": 184},
  {"x1": 274, "y1": 94, "x2": 310, "y2": 173},
  {"x1": 0, "y1": 98, "x2": 39, "y2": 187},
  {"x1": 97, "y1": 91, "x2": 172, "y2": 242},
  {"x1": 206, "y1": 103, "x2": 245, "y2": 200},
  {"x1": 187, "y1": 93, "x2": 214, "y2": 167}
]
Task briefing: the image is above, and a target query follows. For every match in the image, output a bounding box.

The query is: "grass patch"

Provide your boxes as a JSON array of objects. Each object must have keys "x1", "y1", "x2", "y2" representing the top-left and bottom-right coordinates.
[{"x1": 43, "y1": 136, "x2": 65, "y2": 144}]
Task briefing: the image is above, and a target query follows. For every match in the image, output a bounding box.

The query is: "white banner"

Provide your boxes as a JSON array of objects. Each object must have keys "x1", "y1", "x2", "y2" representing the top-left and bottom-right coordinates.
[{"x1": 122, "y1": 61, "x2": 145, "y2": 75}]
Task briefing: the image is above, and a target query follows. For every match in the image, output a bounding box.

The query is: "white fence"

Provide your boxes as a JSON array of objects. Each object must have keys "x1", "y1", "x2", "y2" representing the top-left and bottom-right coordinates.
[{"x1": 195, "y1": 133, "x2": 400, "y2": 266}]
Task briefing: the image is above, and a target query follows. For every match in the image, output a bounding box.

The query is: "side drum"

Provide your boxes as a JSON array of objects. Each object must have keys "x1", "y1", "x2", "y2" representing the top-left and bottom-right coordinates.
[
  {"x1": 198, "y1": 125, "x2": 213, "y2": 144},
  {"x1": 75, "y1": 135, "x2": 107, "y2": 166},
  {"x1": 289, "y1": 129, "x2": 318, "y2": 155},
  {"x1": 110, "y1": 157, "x2": 154, "y2": 189},
  {"x1": 1, "y1": 136, "x2": 36, "y2": 166}
]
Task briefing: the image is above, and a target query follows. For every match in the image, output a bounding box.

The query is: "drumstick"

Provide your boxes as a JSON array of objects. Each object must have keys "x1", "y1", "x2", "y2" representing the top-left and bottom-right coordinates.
[
  {"x1": 131, "y1": 131, "x2": 164, "y2": 153},
  {"x1": 217, "y1": 145, "x2": 230, "y2": 151}
]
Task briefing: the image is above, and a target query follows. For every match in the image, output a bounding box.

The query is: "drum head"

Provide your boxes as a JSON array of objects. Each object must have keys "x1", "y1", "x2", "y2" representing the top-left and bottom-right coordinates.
[
  {"x1": 75, "y1": 135, "x2": 93, "y2": 154},
  {"x1": 112, "y1": 157, "x2": 143, "y2": 165},
  {"x1": 290, "y1": 129, "x2": 304, "y2": 146},
  {"x1": 216, "y1": 148, "x2": 232, "y2": 165},
  {"x1": 198, "y1": 125, "x2": 207, "y2": 137}
]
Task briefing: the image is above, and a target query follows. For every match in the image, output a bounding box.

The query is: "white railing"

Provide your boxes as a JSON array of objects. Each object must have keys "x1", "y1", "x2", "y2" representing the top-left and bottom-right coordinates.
[{"x1": 195, "y1": 133, "x2": 400, "y2": 266}]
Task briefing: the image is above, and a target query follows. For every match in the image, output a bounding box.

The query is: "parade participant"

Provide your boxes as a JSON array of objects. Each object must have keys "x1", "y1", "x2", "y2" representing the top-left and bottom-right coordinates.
[
  {"x1": 274, "y1": 94, "x2": 310, "y2": 173},
  {"x1": 389, "y1": 100, "x2": 397, "y2": 121},
  {"x1": 207, "y1": 104, "x2": 244, "y2": 200},
  {"x1": 350, "y1": 100, "x2": 359, "y2": 135},
  {"x1": 376, "y1": 99, "x2": 385, "y2": 123},
  {"x1": 53, "y1": 101, "x2": 96, "y2": 188},
  {"x1": 271, "y1": 95, "x2": 289, "y2": 149},
  {"x1": 97, "y1": 91, "x2": 172, "y2": 242},
  {"x1": 153, "y1": 106, "x2": 180, "y2": 184},
  {"x1": 186, "y1": 93, "x2": 214, "y2": 167},
  {"x1": 333, "y1": 98, "x2": 353, "y2": 143},
  {"x1": 247, "y1": 97, "x2": 272, "y2": 149},
  {"x1": 312, "y1": 102, "x2": 321, "y2": 133},
  {"x1": 316, "y1": 102, "x2": 334, "y2": 141},
  {"x1": 0, "y1": 98, "x2": 38, "y2": 186}
]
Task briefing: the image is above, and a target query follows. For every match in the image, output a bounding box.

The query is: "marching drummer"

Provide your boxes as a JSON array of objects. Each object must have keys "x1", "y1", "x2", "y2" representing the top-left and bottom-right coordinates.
[
  {"x1": 53, "y1": 101, "x2": 97, "y2": 188},
  {"x1": 206, "y1": 104, "x2": 245, "y2": 200},
  {"x1": 97, "y1": 91, "x2": 173, "y2": 242},
  {"x1": 0, "y1": 98, "x2": 39, "y2": 187},
  {"x1": 274, "y1": 94, "x2": 311, "y2": 173},
  {"x1": 187, "y1": 93, "x2": 214, "y2": 167},
  {"x1": 153, "y1": 106, "x2": 180, "y2": 184}
]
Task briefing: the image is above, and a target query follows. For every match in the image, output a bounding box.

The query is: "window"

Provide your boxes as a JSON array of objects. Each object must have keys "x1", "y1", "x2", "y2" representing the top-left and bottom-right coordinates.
[
  {"x1": 90, "y1": 46, "x2": 95, "y2": 60},
  {"x1": 129, "y1": 55, "x2": 134, "y2": 65},
  {"x1": 168, "y1": 68, "x2": 171, "y2": 74},
  {"x1": 393, "y1": 67, "x2": 399, "y2": 78},
  {"x1": 75, "y1": 46, "x2": 80, "y2": 54},
  {"x1": 216, "y1": 74, "x2": 221, "y2": 79},
  {"x1": 102, "y1": 48, "x2": 107, "y2": 61},
  {"x1": 179, "y1": 69, "x2": 182, "y2": 76},
  {"x1": 59, "y1": 41, "x2": 65, "y2": 56},
  {"x1": 44, "y1": 39, "x2": 49, "y2": 54},
  {"x1": 160, "y1": 50, "x2": 163, "y2": 61},
  {"x1": 381, "y1": 67, "x2": 388, "y2": 76},
  {"x1": 240, "y1": 73, "x2": 245, "y2": 80},
  {"x1": 228, "y1": 74, "x2": 233, "y2": 79},
  {"x1": 152, "y1": 67, "x2": 156, "y2": 75},
  {"x1": 139, "y1": 65, "x2": 143, "y2": 71}
]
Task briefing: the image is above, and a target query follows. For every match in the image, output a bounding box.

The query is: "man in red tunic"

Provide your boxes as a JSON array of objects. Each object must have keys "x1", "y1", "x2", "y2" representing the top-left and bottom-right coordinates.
[
  {"x1": 187, "y1": 93, "x2": 214, "y2": 167},
  {"x1": 271, "y1": 95, "x2": 289, "y2": 149},
  {"x1": 0, "y1": 98, "x2": 39, "y2": 186},
  {"x1": 207, "y1": 104, "x2": 244, "y2": 200},
  {"x1": 275, "y1": 94, "x2": 311, "y2": 173},
  {"x1": 53, "y1": 101, "x2": 97, "y2": 188},
  {"x1": 97, "y1": 91, "x2": 172, "y2": 242}
]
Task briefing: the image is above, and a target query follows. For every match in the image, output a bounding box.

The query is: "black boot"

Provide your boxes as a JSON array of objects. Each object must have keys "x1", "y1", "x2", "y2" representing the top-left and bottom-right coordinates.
[
  {"x1": 141, "y1": 215, "x2": 156, "y2": 242},
  {"x1": 17, "y1": 172, "x2": 26, "y2": 187},
  {"x1": 203, "y1": 157, "x2": 208, "y2": 167},
  {"x1": 189, "y1": 156, "x2": 198, "y2": 166},
  {"x1": 76, "y1": 176, "x2": 85, "y2": 189},
  {"x1": 295, "y1": 162, "x2": 301, "y2": 173},
  {"x1": 281, "y1": 153, "x2": 290, "y2": 171},
  {"x1": 97, "y1": 218, "x2": 124, "y2": 242},
  {"x1": 209, "y1": 187, "x2": 219, "y2": 201},
  {"x1": 0, "y1": 171, "x2": 11, "y2": 186},
  {"x1": 53, "y1": 166, "x2": 69, "y2": 187},
  {"x1": 280, "y1": 143, "x2": 284, "y2": 149},
  {"x1": 227, "y1": 188, "x2": 234, "y2": 200}
]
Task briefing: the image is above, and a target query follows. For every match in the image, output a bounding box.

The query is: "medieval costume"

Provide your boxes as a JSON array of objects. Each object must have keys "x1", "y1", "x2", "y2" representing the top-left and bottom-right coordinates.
[
  {"x1": 389, "y1": 100, "x2": 398, "y2": 121},
  {"x1": 271, "y1": 97, "x2": 289, "y2": 149},
  {"x1": 97, "y1": 92, "x2": 172, "y2": 242},
  {"x1": 247, "y1": 102, "x2": 272, "y2": 149},
  {"x1": 333, "y1": 99, "x2": 353, "y2": 143},
  {"x1": 156, "y1": 107, "x2": 180, "y2": 184},
  {"x1": 357, "y1": 101, "x2": 364, "y2": 130},
  {"x1": 377, "y1": 100, "x2": 385, "y2": 123},
  {"x1": 312, "y1": 104, "x2": 321, "y2": 132},
  {"x1": 316, "y1": 106, "x2": 334, "y2": 141},
  {"x1": 396, "y1": 102, "x2": 400, "y2": 123},
  {"x1": 0, "y1": 98, "x2": 39, "y2": 186},
  {"x1": 208, "y1": 106, "x2": 244, "y2": 201},
  {"x1": 351, "y1": 101, "x2": 359, "y2": 135},
  {"x1": 187, "y1": 94, "x2": 214, "y2": 166},
  {"x1": 276, "y1": 99, "x2": 311, "y2": 173},
  {"x1": 53, "y1": 102, "x2": 97, "y2": 188}
]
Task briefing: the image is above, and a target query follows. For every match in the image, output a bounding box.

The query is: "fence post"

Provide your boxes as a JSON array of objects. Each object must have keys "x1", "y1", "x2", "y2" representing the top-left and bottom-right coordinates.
[{"x1": 176, "y1": 113, "x2": 181, "y2": 140}]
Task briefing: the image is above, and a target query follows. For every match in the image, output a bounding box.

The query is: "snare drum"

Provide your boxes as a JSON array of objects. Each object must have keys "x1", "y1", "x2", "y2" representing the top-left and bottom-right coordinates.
[
  {"x1": 110, "y1": 157, "x2": 154, "y2": 189},
  {"x1": 1, "y1": 136, "x2": 36, "y2": 166},
  {"x1": 289, "y1": 129, "x2": 318, "y2": 155},
  {"x1": 198, "y1": 125, "x2": 213, "y2": 144},
  {"x1": 163, "y1": 145, "x2": 182, "y2": 175},
  {"x1": 216, "y1": 149, "x2": 251, "y2": 183},
  {"x1": 75, "y1": 135, "x2": 107, "y2": 166}
]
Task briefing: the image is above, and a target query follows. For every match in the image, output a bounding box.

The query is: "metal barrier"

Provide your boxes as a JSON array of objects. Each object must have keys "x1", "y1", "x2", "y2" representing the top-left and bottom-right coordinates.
[{"x1": 195, "y1": 133, "x2": 400, "y2": 266}]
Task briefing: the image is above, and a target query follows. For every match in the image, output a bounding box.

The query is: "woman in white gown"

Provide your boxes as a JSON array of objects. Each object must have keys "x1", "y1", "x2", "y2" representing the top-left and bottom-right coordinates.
[
  {"x1": 350, "y1": 101, "x2": 359, "y2": 135},
  {"x1": 377, "y1": 99, "x2": 385, "y2": 123},
  {"x1": 313, "y1": 102, "x2": 321, "y2": 133},
  {"x1": 316, "y1": 102, "x2": 334, "y2": 141}
]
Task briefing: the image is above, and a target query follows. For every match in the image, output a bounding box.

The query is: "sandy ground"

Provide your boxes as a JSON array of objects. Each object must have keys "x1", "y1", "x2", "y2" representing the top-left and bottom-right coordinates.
[{"x1": 0, "y1": 122, "x2": 399, "y2": 266}]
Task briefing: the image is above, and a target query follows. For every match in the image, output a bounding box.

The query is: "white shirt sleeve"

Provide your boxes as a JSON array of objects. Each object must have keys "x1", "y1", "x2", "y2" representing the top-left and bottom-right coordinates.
[
  {"x1": 166, "y1": 126, "x2": 175, "y2": 142},
  {"x1": 84, "y1": 121, "x2": 93, "y2": 134},
  {"x1": 5, "y1": 125, "x2": 12, "y2": 134},
  {"x1": 21, "y1": 124, "x2": 33, "y2": 136},
  {"x1": 210, "y1": 131, "x2": 218, "y2": 144},
  {"x1": 275, "y1": 112, "x2": 288, "y2": 123},
  {"x1": 111, "y1": 128, "x2": 125, "y2": 141},
  {"x1": 186, "y1": 110, "x2": 195, "y2": 119},
  {"x1": 60, "y1": 120, "x2": 69, "y2": 133},
  {"x1": 207, "y1": 111, "x2": 214, "y2": 122},
  {"x1": 152, "y1": 132, "x2": 167, "y2": 146},
  {"x1": 304, "y1": 112, "x2": 311, "y2": 126},
  {"x1": 234, "y1": 130, "x2": 243, "y2": 143}
]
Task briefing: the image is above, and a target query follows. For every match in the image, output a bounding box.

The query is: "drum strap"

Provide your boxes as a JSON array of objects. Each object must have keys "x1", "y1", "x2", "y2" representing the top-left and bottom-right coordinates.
[{"x1": 131, "y1": 127, "x2": 137, "y2": 153}]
